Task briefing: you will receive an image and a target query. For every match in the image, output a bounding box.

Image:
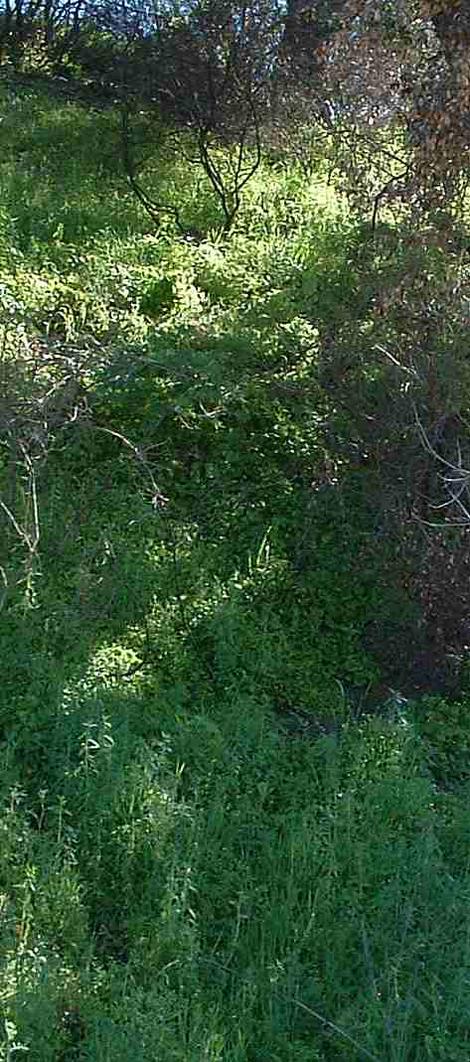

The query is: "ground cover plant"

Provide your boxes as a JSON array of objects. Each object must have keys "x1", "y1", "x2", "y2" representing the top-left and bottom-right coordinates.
[{"x1": 1, "y1": 41, "x2": 470, "y2": 1062}]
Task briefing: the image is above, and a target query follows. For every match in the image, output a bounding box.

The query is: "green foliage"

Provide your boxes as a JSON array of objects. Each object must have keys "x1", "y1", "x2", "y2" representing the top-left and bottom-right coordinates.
[
  {"x1": 414, "y1": 697, "x2": 470, "y2": 791},
  {"x1": 139, "y1": 275, "x2": 176, "y2": 317},
  {"x1": 1, "y1": 78, "x2": 470, "y2": 1062}
]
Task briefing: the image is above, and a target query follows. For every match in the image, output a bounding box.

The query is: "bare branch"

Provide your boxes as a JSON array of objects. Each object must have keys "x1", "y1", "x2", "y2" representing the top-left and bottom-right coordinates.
[{"x1": 120, "y1": 104, "x2": 185, "y2": 233}]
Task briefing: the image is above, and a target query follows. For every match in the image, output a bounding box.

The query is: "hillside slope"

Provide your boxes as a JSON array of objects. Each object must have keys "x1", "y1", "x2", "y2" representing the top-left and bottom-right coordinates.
[{"x1": 1, "y1": 80, "x2": 470, "y2": 1062}]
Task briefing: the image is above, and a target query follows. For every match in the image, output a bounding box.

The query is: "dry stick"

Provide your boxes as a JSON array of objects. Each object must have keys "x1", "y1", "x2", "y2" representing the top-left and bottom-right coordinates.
[
  {"x1": 374, "y1": 344, "x2": 418, "y2": 377},
  {"x1": 90, "y1": 425, "x2": 162, "y2": 492},
  {"x1": 371, "y1": 168, "x2": 410, "y2": 232},
  {"x1": 412, "y1": 402, "x2": 470, "y2": 525},
  {"x1": 0, "y1": 488, "x2": 40, "y2": 606},
  {"x1": 0, "y1": 498, "x2": 32, "y2": 548},
  {"x1": 373, "y1": 351, "x2": 470, "y2": 516},
  {"x1": 20, "y1": 446, "x2": 40, "y2": 553},
  {"x1": 120, "y1": 105, "x2": 185, "y2": 233},
  {"x1": 0, "y1": 565, "x2": 7, "y2": 611},
  {"x1": 197, "y1": 84, "x2": 261, "y2": 231},
  {"x1": 91, "y1": 425, "x2": 189, "y2": 633},
  {"x1": 290, "y1": 997, "x2": 380, "y2": 1062},
  {"x1": 198, "y1": 131, "x2": 232, "y2": 227},
  {"x1": 412, "y1": 402, "x2": 470, "y2": 475}
]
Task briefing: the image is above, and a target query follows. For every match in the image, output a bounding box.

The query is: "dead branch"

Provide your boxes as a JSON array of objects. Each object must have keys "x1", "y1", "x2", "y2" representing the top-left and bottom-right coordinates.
[{"x1": 120, "y1": 104, "x2": 185, "y2": 233}]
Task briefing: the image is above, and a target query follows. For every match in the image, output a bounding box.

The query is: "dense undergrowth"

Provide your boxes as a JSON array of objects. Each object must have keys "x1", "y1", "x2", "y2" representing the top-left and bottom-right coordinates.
[{"x1": 1, "y1": 78, "x2": 470, "y2": 1061}]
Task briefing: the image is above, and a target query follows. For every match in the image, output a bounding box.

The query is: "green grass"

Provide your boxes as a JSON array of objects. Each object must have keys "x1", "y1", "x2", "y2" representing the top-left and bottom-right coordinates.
[{"x1": 1, "y1": 76, "x2": 470, "y2": 1061}]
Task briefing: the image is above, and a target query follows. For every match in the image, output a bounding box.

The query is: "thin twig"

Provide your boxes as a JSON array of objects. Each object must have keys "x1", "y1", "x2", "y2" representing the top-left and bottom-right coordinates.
[
  {"x1": 375, "y1": 345, "x2": 417, "y2": 377},
  {"x1": 0, "y1": 498, "x2": 32, "y2": 548},
  {"x1": 290, "y1": 997, "x2": 380, "y2": 1062},
  {"x1": 371, "y1": 167, "x2": 410, "y2": 232},
  {"x1": 413, "y1": 403, "x2": 470, "y2": 474},
  {"x1": 90, "y1": 425, "x2": 165, "y2": 503},
  {"x1": 121, "y1": 104, "x2": 185, "y2": 232},
  {"x1": 90, "y1": 425, "x2": 188, "y2": 630},
  {"x1": 412, "y1": 402, "x2": 470, "y2": 525},
  {"x1": 0, "y1": 565, "x2": 8, "y2": 612}
]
